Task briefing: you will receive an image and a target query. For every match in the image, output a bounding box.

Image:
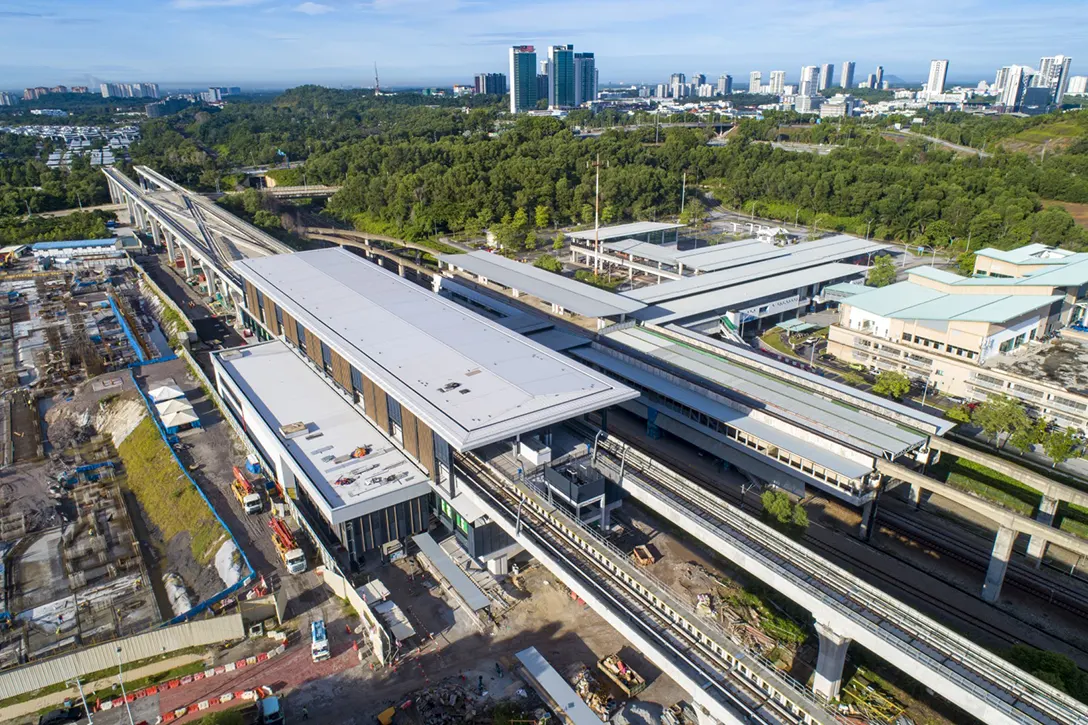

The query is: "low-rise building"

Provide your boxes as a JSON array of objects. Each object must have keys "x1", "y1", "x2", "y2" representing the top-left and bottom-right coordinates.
[{"x1": 827, "y1": 248, "x2": 1088, "y2": 430}]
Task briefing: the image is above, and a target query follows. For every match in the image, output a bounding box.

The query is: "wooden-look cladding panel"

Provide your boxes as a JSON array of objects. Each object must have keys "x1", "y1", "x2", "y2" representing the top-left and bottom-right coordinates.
[
  {"x1": 361, "y1": 378, "x2": 379, "y2": 425},
  {"x1": 304, "y1": 329, "x2": 322, "y2": 367},
  {"x1": 263, "y1": 297, "x2": 278, "y2": 333},
  {"x1": 282, "y1": 311, "x2": 298, "y2": 346},
  {"x1": 401, "y1": 407, "x2": 420, "y2": 460},
  {"x1": 416, "y1": 419, "x2": 435, "y2": 478},
  {"x1": 244, "y1": 281, "x2": 259, "y2": 316},
  {"x1": 330, "y1": 350, "x2": 352, "y2": 390},
  {"x1": 371, "y1": 382, "x2": 389, "y2": 433}
]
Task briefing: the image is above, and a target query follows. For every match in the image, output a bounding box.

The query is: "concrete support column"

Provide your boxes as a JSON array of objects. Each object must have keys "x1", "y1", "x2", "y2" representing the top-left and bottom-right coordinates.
[
  {"x1": 107, "y1": 180, "x2": 118, "y2": 204},
  {"x1": 125, "y1": 197, "x2": 136, "y2": 226},
  {"x1": 165, "y1": 232, "x2": 177, "y2": 263},
  {"x1": 150, "y1": 219, "x2": 161, "y2": 246},
  {"x1": 181, "y1": 246, "x2": 193, "y2": 278},
  {"x1": 1036, "y1": 495, "x2": 1059, "y2": 527},
  {"x1": 982, "y1": 526, "x2": 1016, "y2": 603},
  {"x1": 813, "y1": 621, "x2": 851, "y2": 701},
  {"x1": 908, "y1": 482, "x2": 923, "y2": 508},
  {"x1": 857, "y1": 497, "x2": 878, "y2": 540},
  {"x1": 1027, "y1": 496, "x2": 1059, "y2": 568}
]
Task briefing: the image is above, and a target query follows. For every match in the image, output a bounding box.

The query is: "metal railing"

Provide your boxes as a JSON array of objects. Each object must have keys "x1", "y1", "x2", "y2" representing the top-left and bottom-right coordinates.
[{"x1": 592, "y1": 432, "x2": 1088, "y2": 725}]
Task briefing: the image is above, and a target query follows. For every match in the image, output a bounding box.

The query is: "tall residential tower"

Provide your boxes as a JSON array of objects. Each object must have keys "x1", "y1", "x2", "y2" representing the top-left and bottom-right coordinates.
[
  {"x1": 547, "y1": 44, "x2": 576, "y2": 109},
  {"x1": 1037, "y1": 55, "x2": 1073, "y2": 104},
  {"x1": 573, "y1": 52, "x2": 597, "y2": 105},
  {"x1": 927, "y1": 59, "x2": 949, "y2": 96},
  {"x1": 819, "y1": 63, "x2": 834, "y2": 91},
  {"x1": 509, "y1": 45, "x2": 538, "y2": 113},
  {"x1": 841, "y1": 61, "x2": 855, "y2": 89}
]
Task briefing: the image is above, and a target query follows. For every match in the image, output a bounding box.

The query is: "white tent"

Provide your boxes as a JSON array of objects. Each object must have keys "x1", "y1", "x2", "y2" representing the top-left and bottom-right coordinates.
[
  {"x1": 160, "y1": 407, "x2": 200, "y2": 429},
  {"x1": 155, "y1": 398, "x2": 192, "y2": 417},
  {"x1": 148, "y1": 379, "x2": 185, "y2": 403}
]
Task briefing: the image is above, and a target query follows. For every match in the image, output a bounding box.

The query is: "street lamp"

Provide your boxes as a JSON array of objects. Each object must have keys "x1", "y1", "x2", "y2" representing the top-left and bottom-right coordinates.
[
  {"x1": 115, "y1": 647, "x2": 136, "y2": 725},
  {"x1": 66, "y1": 676, "x2": 93, "y2": 724},
  {"x1": 865, "y1": 219, "x2": 874, "y2": 240}
]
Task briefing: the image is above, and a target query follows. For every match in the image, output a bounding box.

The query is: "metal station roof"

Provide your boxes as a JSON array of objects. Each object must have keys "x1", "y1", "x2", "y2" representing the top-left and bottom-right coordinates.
[
  {"x1": 233, "y1": 248, "x2": 637, "y2": 451},
  {"x1": 846, "y1": 280, "x2": 1062, "y2": 324},
  {"x1": 671, "y1": 234, "x2": 884, "y2": 274},
  {"x1": 623, "y1": 236, "x2": 886, "y2": 304},
  {"x1": 975, "y1": 244, "x2": 1074, "y2": 265},
  {"x1": 516, "y1": 647, "x2": 605, "y2": 725},
  {"x1": 605, "y1": 326, "x2": 924, "y2": 459},
  {"x1": 633, "y1": 263, "x2": 865, "y2": 325},
  {"x1": 438, "y1": 251, "x2": 645, "y2": 318},
  {"x1": 572, "y1": 344, "x2": 876, "y2": 478},
  {"x1": 602, "y1": 238, "x2": 685, "y2": 265},
  {"x1": 565, "y1": 221, "x2": 684, "y2": 242},
  {"x1": 412, "y1": 533, "x2": 490, "y2": 611},
  {"x1": 31, "y1": 238, "x2": 116, "y2": 251},
  {"x1": 214, "y1": 341, "x2": 432, "y2": 526}
]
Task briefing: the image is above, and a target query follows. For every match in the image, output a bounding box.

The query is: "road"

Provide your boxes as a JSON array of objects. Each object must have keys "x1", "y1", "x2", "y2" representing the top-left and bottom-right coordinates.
[
  {"x1": 887, "y1": 129, "x2": 992, "y2": 158},
  {"x1": 137, "y1": 253, "x2": 243, "y2": 348}
]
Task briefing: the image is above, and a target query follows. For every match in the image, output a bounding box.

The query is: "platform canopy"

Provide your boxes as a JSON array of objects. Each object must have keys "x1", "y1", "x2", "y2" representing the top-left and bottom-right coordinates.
[{"x1": 147, "y1": 380, "x2": 185, "y2": 403}]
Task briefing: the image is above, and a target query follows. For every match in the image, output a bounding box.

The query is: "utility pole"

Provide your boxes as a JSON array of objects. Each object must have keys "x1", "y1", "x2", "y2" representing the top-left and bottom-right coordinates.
[
  {"x1": 680, "y1": 171, "x2": 687, "y2": 223},
  {"x1": 591, "y1": 153, "x2": 603, "y2": 274},
  {"x1": 374, "y1": 62, "x2": 381, "y2": 96}
]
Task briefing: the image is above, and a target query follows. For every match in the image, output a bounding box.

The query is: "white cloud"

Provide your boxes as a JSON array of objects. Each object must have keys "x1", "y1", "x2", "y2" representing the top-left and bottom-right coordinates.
[
  {"x1": 294, "y1": 1, "x2": 335, "y2": 13},
  {"x1": 171, "y1": 0, "x2": 265, "y2": 8}
]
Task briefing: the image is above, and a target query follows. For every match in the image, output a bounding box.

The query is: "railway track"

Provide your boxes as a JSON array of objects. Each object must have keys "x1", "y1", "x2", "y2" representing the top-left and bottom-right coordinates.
[
  {"x1": 582, "y1": 427, "x2": 1088, "y2": 725},
  {"x1": 454, "y1": 452, "x2": 842, "y2": 725}
]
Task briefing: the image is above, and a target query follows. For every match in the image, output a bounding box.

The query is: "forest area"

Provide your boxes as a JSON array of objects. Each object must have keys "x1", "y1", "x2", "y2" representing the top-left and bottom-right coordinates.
[{"x1": 3, "y1": 84, "x2": 1088, "y2": 253}]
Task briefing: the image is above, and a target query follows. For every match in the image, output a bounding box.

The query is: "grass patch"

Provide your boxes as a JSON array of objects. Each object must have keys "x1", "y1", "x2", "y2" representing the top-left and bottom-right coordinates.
[
  {"x1": 118, "y1": 417, "x2": 224, "y2": 564},
  {"x1": 929, "y1": 454, "x2": 1038, "y2": 516},
  {"x1": 760, "y1": 329, "x2": 798, "y2": 358}
]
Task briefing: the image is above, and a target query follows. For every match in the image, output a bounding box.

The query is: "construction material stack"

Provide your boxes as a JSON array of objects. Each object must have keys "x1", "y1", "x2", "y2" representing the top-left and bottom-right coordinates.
[{"x1": 598, "y1": 653, "x2": 647, "y2": 697}]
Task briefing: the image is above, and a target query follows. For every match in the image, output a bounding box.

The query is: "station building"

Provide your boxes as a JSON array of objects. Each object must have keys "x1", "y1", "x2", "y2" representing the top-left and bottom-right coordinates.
[
  {"x1": 213, "y1": 247, "x2": 635, "y2": 574},
  {"x1": 827, "y1": 252, "x2": 1088, "y2": 431}
]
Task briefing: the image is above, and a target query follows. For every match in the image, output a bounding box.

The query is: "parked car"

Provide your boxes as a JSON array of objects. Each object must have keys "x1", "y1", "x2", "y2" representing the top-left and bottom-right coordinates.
[
  {"x1": 259, "y1": 695, "x2": 285, "y2": 724},
  {"x1": 38, "y1": 706, "x2": 85, "y2": 725}
]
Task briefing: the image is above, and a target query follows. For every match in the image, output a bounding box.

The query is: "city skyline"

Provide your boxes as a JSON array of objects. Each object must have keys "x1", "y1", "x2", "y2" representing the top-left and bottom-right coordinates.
[{"x1": 0, "y1": 0, "x2": 1084, "y2": 88}]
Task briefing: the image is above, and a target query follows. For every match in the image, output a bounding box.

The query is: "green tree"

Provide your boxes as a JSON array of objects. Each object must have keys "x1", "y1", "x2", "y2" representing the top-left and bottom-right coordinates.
[
  {"x1": 1043, "y1": 427, "x2": 1080, "y2": 467},
  {"x1": 867, "y1": 255, "x2": 897, "y2": 287},
  {"x1": 972, "y1": 395, "x2": 1028, "y2": 448},
  {"x1": 946, "y1": 404, "x2": 973, "y2": 424},
  {"x1": 533, "y1": 254, "x2": 563, "y2": 273},
  {"x1": 511, "y1": 207, "x2": 530, "y2": 234},
  {"x1": 871, "y1": 371, "x2": 911, "y2": 399},
  {"x1": 1008, "y1": 417, "x2": 1047, "y2": 455},
  {"x1": 760, "y1": 490, "x2": 809, "y2": 536},
  {"x1": 552, "y1": 231, "x2": 564, "y2": 251},
  {"x1": 534, "y1": 204, "x2": 551, "y2": 229},
  {"x1": 957, "y1": 252, "x2": 978, "y2": 276},
  {"x1": 1004, "y1": 645, "x2": 1088, "y2": 701}
]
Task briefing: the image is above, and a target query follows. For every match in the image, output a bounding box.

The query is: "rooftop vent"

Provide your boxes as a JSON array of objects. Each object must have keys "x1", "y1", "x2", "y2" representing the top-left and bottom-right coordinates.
[{"x1": 278, "y1": 421, "x2": 309, "y2": 439}]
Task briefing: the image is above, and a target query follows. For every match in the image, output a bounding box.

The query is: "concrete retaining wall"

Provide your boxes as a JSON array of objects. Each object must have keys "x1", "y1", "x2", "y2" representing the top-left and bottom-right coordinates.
[{"x1": 0, "y1": 613, "x2": 244, "y2": 700}]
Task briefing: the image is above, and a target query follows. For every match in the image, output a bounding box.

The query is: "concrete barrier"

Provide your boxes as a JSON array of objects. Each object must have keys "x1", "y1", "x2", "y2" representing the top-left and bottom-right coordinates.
[{"x1": 0, "y1": 613, "x2": 245, "y2": 701}]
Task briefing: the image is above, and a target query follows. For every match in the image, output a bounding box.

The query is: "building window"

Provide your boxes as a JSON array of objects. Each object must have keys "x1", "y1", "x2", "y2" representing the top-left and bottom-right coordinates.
[
  {"x1": 296, "y1": 321, "x2": 307, "y2": 353},
  {"x1": 274, "y1": 306, "x2": 283, "y2": 336},
  {"x1": 434, "y1": 433, "x2": 451, "y2": 484},
  {"x1": 387, "y1": 395, "x2": 403, "y2": 441},
  {"x1": 254, "y1": 289, "x2": 266, "y2": 324},
  {"x1": 320, "y1": 341, "x2": 333, "y2": 375},
  {"x1": 350, "y1": 366, "x2": 365, "y2": 407}
]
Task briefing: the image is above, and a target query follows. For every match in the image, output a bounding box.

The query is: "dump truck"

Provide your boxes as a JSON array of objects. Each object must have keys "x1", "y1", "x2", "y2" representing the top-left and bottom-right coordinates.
[
  {"x1": 598, "y1": 653, "x2": 647, "y2": 697},
  {"x1": 269, "y1": 517, "x2": 306, "y2": 574},
  {"x1": 232, "y1": 466, "x2": 263, "y2": 515}
]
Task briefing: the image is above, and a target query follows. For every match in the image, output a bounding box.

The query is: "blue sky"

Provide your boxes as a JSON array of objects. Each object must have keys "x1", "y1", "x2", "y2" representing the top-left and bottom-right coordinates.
[{"x1": 0, "y1": 0, "x2": 1084, "y2": 89}]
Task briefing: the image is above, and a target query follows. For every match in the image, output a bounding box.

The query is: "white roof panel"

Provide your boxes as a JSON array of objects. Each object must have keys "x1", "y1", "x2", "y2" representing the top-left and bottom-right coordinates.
[
  {"x1": 213, "y1": 341, "x2": 433, "y2": 526},
  {"x1": 438, "y1": 251, "x2": 644, "y2": 318},
  {"x1": 565, "y1": 221, "x2": 684, "y2": 242},
  {"x1": 233, "y1": 248, "x2": 637, "y2": 451}
]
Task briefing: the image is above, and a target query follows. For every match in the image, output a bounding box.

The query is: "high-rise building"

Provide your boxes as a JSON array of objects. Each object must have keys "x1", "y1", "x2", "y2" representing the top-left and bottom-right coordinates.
[
  {"x1": 841, "y1": 61, "x2": 855, "y2": 89},
  {"x1": 1069, "y1": 76, "x2": 1088, "y2": 96},
  {"x1": 474, "y1": 72, "x2": 508, "y2": 96},
  {"x1": 22, "y1": 87, "x2": 48, "y2": 100},
  {"x1": 574, "y1": 52, "x2": 597, "y2": 105},
  {"x1": 0, "y1": 92, "x2": 17, "y2": 106},
  {"x1": 100, "y1": 82, "x2": 159, "y2": 99},
  {"x1": 691, "y1": 73, "x2": 706, "y2": 87},
  {"x1": 1037, "y1": 55, "x2": 1073, "y2": 104},
  {"x1": 717, "y1": 74, "x2": 732, "y2": 95},
  {"x1": 926, "y1": 59, "x2": 949, "y2": 97},
  {"x1": 536, "y1": 74, "x2": 549, "y2": 104},
  {"x1": 864, "y1": 73, "x2": 877, "y2": 89},
  {"x1": 1000, "y1": 65, "x2": 1034, "y2": 110},
  {"x1": 547, "y1": 44, "x2": 576, "y2": 109},
  {"x1": 819, "y1": 63, "x2": 834, "y2": 91},
  {"x1": 994, "y1": 66, "x2": 1012, "y2": 95},
  {"x1": 874, "y1": 66, "x2": 884, "y2": 89},
  {"x1": 748, "y1": 71, "x2": 761, "y2": 93},
  {"x1": 799, "y1": 65, "x2": 819, "y2": 96},
  {"x1": 670, "y1": 73, "x2": 686, "y2": 85},
  {"x1": 655, "y1": 83, "x2": 670, "y2": 98},
  {"x1": 769, "y1": 70, "x2": 786, "y2": 95},
  {"x1": 509, "y1": 45, "x2": 538, "y2": 113}
]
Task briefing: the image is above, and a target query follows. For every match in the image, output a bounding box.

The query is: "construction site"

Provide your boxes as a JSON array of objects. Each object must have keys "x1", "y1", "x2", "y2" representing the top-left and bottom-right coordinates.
[{"x1": 0, "y1": 248, "x2": 219, "y2": 673}]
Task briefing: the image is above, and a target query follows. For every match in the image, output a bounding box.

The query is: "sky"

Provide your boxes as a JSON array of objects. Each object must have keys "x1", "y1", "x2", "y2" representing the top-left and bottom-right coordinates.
[{"x1": 0, "y1": 0, "x2": 1085, "y2": 90}]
